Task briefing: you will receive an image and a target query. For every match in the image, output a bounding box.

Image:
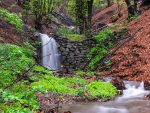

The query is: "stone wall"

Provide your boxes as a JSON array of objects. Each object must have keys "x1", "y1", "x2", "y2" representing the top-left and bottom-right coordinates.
[{"x1": 53, "y1": 35, "x2": 96, "y2": 69}]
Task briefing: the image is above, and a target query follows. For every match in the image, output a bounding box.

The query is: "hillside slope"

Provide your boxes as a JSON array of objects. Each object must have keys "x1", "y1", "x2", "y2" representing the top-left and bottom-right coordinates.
[
  {"x1": 1, "y1": 0, "x2": 150, "y2": 87},
  {"x1": 107, "y1": 8, "x2": 150, "y2": 87}
]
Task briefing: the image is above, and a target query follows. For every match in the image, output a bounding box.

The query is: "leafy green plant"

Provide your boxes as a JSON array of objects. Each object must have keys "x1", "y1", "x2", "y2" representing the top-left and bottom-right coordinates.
[
  {"x1": 126, "y1": 15, "x2": 139, "y2": 23},
  {"x1": 0, "y1": 44, "x2": 34, "y2": 88},
  {"x1": 66, "y1": 34, "x2": 85, "y2": 41},
  {"x1": 31, "y1": 73, "x2": 87, "y2": 94},
  {"x1": 86, "y1": 71, "x2": 95, "y2": 76},
  {"x1": 0, "y1": 8, "x2": 23, "y2": 32},
  {"x1": 0, "y1": 44, "x2": 39, "y2": 112},
  {"x1": 75, "y1": 70, "x2": 85, "y2": 76},
  {"x1": 87, "y1": 81, "x2": 117, "y2": 99},
  {"x1": 87, "y1": 24, "x2": 127, "y2": 70},
  {"x1": 104, "y1": 60, "x2": 111, "y2": 69},
  {"x1": 87, "y1": 28, "x2": 114, "y2": 69},
  {"x1": 31, "y1": 68, "x2": 117, "y2": 99},
  {"x1": 24, "y1": 41, "x2": 36, "y2": 51},
  {"x1": 109, "y1": 24, "x2": 126, "y2": 31},
  {"x1": 0, "y1": 81, "x2": 39, "y2": 113}
]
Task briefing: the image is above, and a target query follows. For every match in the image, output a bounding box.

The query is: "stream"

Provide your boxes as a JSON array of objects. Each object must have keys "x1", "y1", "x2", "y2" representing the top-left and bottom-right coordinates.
[{"x1": 60, "y1": 81, "x2": 150, "y2": 113}]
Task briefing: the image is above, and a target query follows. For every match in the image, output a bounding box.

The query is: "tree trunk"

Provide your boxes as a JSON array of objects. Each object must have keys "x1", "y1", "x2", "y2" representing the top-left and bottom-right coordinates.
[
  {"x1": 107, "y1": 0, "x2": 111, "y2": 7},
  {"x1": 134, "y1": 0, "x2": 138, "y2": 12},
  {"x1": 75, "y1": 0, "x2": 93, "y2": 34},
  {"x1": 117, "y1": 0, "x2": 121, "y2": 17},
  {"x1": 75, "y1": 0, "x2": 87, "y2": 34},
  {"x1": 17, "y1": 0, "x2": 22, "y2": 6},
  {"x1": 87, "y1": 0, "x2": 93, "y2": 29},
  {"x1": 125, "y1": 0, "x2": 136, "y2": 16},
  {"x1": 76, "y1": 0, "x2": 83, "y2": 34}
]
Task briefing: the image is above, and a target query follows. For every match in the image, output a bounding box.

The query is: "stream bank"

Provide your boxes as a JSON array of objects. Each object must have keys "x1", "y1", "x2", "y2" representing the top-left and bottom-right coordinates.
[{"x1": 60, "y1": 81, "x2": 150, "y2": 113}]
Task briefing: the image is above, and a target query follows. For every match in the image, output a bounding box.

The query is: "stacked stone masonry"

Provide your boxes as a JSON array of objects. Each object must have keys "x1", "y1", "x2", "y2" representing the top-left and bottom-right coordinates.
[{"x1": 53, "y1": 35, "x2": 96, "y2": 69}]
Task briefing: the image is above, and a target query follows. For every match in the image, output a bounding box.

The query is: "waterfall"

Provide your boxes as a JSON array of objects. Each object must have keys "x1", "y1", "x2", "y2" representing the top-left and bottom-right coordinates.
[{"x1": 35, "y1": 33, "x2": 61, "y2": 70}]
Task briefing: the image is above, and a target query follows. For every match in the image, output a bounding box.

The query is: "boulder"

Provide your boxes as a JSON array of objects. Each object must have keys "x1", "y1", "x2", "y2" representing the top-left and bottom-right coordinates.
[
  {"x1": 144, "y1": 80, "x2": 150, "y2": 90},
  {"x1": 110, "y1": 77, "x2": 125, "y2": 90}
]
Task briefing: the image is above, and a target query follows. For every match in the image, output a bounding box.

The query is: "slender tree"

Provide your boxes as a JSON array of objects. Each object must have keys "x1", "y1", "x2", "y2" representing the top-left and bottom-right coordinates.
[
  {"x1": 17, "y1": 0, "x2": 22, "y2": 6},
  {"x1": 117, "y1": 0, "x2": 121, "y2": 17},
  {"x1": 69, "y1": 0, "x2": 93, "y2": 34},
  {"x1": 134, "y1": 0, "x2": 138, "y2": 12},
  {"x1": 125, "y1": 0, "x2": 136, "y2": 16},
  {"x1": 87, "y1": 0, "x2": 93, "y2": 29},
  {"x1": 23, "y1": 0, "x2": 54, "y2": 30},
  {"x1": 107, "y1": 0, "x2": 111, "y2": 7}
]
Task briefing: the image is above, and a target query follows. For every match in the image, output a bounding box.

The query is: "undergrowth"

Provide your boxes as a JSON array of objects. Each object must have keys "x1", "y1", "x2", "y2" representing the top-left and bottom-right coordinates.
[
  {"x1": 31, "y1": 67, "x2": 116, "y2": 99},
  {"x1": 75, "y1": 70, "x2": 95, "y2": 77},
  {"x1": 0, "y1": 44, "x2": 117, "y2": 112},
  {"x1": 87, "y1": 24, "x2": 127, "y2": 70},
  {"x1": 0, "y1": 44, "x2": 38, "y2": 112},
  {"x1": 0, "y1": 8, "x2": 23, "y2": 32},
  {"x1": 125, "y1": 15, "x2": 139, "y2": 24},
  {"x1": 87, "y1": 81, "x2": 116, "y2": 99}
]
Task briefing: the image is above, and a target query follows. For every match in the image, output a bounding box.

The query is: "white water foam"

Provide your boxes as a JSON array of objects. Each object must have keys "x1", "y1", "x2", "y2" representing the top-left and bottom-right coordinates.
[{"x1": 122, "y1": 81, "x2": 146, "y2": 98}]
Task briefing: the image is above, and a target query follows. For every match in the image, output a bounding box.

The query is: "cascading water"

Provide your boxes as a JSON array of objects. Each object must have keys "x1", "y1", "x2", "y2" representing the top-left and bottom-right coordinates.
[
  {"x1": 60, "y1": 81, "x2": 150, "y2": 113},
  {"x1": 120, "y1": 81, "x2": 145, "y2": 99},
  {"x1": 35, "y1": 33, "x2": 61, "y2": 70}
]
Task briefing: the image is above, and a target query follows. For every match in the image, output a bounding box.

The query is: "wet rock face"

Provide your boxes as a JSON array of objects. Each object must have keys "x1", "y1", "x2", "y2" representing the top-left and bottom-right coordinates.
[
  {"x1": 53, "y1": 35, "x2": 96, "y2": 69},
  {"x1": 110, "y1": 77, "x2": 125, "y2": 90}
]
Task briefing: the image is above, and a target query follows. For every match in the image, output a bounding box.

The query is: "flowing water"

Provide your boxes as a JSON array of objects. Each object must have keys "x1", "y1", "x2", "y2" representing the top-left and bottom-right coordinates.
[
  {"x1": 60, "y1": 81, "x2": 150, "y2": 113},
  {"x1": 34, "y1": 33, "x2": 150, "y2": 112},
  {"x1": 35, "y1": 33, "x2": 61, "y2": 70}
]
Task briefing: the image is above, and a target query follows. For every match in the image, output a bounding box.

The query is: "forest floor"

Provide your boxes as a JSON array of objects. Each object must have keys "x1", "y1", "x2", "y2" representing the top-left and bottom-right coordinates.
[
  {"x1": 92, "y1": 3, "x2": 150, "y2": 88},
  {"x1": 1, "y1": 0, "x2": 150, "y2": 112},
  {"x1": 1, "y1": 0, "x2": 150, "y2": 92},
  {"x1": 107, "y1": 7, "x2": 150, "y2": 88}
]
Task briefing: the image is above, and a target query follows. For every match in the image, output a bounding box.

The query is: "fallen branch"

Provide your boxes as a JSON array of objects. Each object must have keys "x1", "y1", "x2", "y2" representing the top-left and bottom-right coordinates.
[{"x1": 95, "y1": 27, "x2": 143, "y2": 70}]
